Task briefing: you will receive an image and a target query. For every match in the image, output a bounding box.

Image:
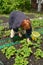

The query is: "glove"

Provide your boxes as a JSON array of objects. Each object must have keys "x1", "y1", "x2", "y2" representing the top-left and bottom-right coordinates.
[{"x1": 10, "y1": 29, "x2": 15, "y2": 38}]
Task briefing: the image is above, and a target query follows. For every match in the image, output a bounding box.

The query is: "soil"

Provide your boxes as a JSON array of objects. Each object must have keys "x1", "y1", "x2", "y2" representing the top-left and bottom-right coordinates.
[
  {"x1": 0, "y1": 51, "x2": 15, "y2": 65},
  {"x1": 0, "y1": 16, "x2": 43, "y2": 65}
]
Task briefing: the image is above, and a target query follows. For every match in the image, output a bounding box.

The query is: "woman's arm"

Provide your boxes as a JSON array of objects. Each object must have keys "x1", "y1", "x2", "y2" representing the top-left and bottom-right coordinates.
[
  {"x1": 26, "y1": 27, "x2": 32, "y2": 37},
  {"x1": 26, "y1": 27, "x2": 32, "y2": 42}
]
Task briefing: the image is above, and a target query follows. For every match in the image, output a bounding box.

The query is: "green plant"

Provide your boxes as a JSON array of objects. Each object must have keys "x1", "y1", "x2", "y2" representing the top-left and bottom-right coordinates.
[
  {"x1": 5, "y1": 46, "x2": 16, "y2": 59},
  {"x1": 17, "y1": 46, "x2": 32, "y2": 58},
  {"x1": 4, "y1": 30, "x2": 10, "y2": 37},
  {"x1": 0, "y1": 31, "x2": 3, "y2": 38},
  {"x1": 23, "y1": 40, "x2": 33, "y2": 47},
  {"x1": 1, "y1": 46, "x2": 16, "y2": 59},
  {"x1": 1, "y1": 47, "x2": 8, "y2": 54},
  {"x1": 34, "y1": 49, "x2": 43, "y2": 59},
  {"x1": 34, "y1": 36, "x2": 42, "y2": 46},
  {"x1": 0, "y1": 26, "x2": 4, "y2": 31},
  {"x1": 14, "y1": 55, "x2": 29, "y2": 65},
  {"x1": 0, "y1": 20, "x2": 3, "y2": 23},
  {"x1": 20, "y1": 39, "x2": 33, "y2": 47},
  {"x1": 20, "y1": 39, "x2": 26, "y2": 43},
  {"x1": 0, "y1": 0, "x2": 31, "y2": 14},
  {"x1": 32, "y1": 36, "x2": 42, "y2": 48},
  {"x1": 33, "y1": 43, "x2": 40, "y2": 48},
  {"x1": 32, "y1": 19, "x2": 43, "y2": 28},
  {"x1": 32, "y1": 35, "x2": 42, "y2": 44}
]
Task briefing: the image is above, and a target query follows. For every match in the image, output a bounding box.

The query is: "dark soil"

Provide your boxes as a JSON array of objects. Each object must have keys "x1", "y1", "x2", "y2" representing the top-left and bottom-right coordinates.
[
  {"x1": 29, "y1": 54, "x2": 43, "y2": 65},
  {"x1": 0, "y1": 51, "x2": 15, "y2": 65},
  {"x1": 0, "y1": 16, "x2": 43, "y2": 65}
]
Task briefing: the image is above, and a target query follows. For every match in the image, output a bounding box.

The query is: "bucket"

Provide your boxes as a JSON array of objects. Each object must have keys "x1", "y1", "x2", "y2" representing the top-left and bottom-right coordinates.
[{"x1": 31, "y1": 31, "x2": 40, "y2": 40}]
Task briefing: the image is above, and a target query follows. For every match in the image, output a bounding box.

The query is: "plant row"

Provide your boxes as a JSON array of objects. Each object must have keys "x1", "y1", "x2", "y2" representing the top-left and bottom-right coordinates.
[{"x1": 1, "y1": 38, "x2": 43, "y2": 65}]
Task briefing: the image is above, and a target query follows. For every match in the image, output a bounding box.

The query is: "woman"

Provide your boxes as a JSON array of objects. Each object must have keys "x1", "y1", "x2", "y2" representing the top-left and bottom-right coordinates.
[{"x1": 9, "y1": 11, "x2": 32, "y2": 42}]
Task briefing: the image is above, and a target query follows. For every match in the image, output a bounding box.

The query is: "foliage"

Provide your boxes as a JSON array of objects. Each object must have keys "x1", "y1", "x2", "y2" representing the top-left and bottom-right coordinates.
[
  {"x1": 31, "y1": 19, "x2": 43, "y2": 28},
  {"x1": 26, "y1": 41, "x2": 33, "y2": 46},
  {"x1": 14, "y1": 40, "x2": 32, "y2": 58},
  {"x1": 14, "y1": 55, "x2": 29, "y2": 65},
  {"x1": 36, "y1": 36, "x2": 42, "y2": 44},
  {"x1": 20, "y1": 39, "x2": 33, "y2": 47},
  {"x1": 5, "y1": 46, "x2": 16, "y2": 59},
  {"x1": 4, "y1": 30, "x2": 10, "y2": 37},
  {"x1": 1, "y1": 47, "x2": 8, "y2": 54},
  {"x1": 0, "y1": 26, "x2": 4, "y2": 31},
  {"x1": 32, "y1": 35, "x2": 42, "y2": 48},
  {"x1": 0, "y1": 31, "x2": 3, "y2": 38},
  {"x1": 0, "y1": 0, "x2": 31, "y2": 14},
  {"x1": 17, "y1": 47, "x2": 32, "y2": 57},
  {"x1": 34, "y1": 49, "x2": 43, "y2": 59},
  {"x1": 33, "y1": 43, "x2": 40, "y2": 48},
  {"x1": 0, "y1": 29, "x2": 11, "y2": 38},
  {"x1": 31, "y1": 32, "x2": 42, "y2": 44},
  {"x1": 0, "y1": 20, "x2": 3, "y2": 23},
  {"x1": 1, "y1": 46, "x2": 16, "y2": 59}
]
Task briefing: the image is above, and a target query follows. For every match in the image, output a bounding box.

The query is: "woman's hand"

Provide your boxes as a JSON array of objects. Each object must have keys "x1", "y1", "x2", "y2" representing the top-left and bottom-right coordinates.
[
  {"x1": 18, "y1": 32, "x2": 22, "y2": 37},
  {"x1": 26, "y1": 38, "x2": 30, "y2": 43}
]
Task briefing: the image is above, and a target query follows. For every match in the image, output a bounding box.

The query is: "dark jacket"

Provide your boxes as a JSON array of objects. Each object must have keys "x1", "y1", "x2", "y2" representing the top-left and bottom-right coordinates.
[
  {"x1": 9, "y1": 11, "x2": 27, "y2": 29},
  {"x1": 9, "y1": 11, "x2": 32, "y2": 38}
]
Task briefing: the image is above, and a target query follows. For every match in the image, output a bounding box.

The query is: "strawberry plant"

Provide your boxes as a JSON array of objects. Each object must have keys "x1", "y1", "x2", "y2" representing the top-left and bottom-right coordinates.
[
  {"x1": 1, "y1": 47, "x2": 8, "y2": 54},
  {"x1": 0, "y1": 26, "x2": 4, "y2": 31},
  {"x1": 22, "y1": 40, "x2": 33, "y2": 47},
  {"x1": 20, "y1": 39, "x2": 33, "y2": 47},
  {"x1": 32, "y1": 36, "x2": 42, "y2": 48},
  {"x1": 1, "y1": 46, "x2": 16, "y2": 59},
  {"x1": 14, "y1": 55, "x2": 29, "y2": 65},
  {"x1": 34, "y1": 49, "x2": 43, "y2": 59},
  {"x1": 20, "y1": 39, "x2": 26, "y2": 44},
  {"x1": 21, "y1": 47, "x2": 32, "y2": 57},
  {"x1": 33, "y1": 43, "x2": 40, "y2": 48},
  {"x1": 35, "y1": 36, "x2": 42, "y2": 44},
  {"x1": 5, "y1": 46, "x2": 16, "y2": 59},
  {"x1": 4, "y1": 30, "x2": 10, "y2": 37},
  {"x1": 17, "y1": 46, "x2": 32, "y2": 58}
]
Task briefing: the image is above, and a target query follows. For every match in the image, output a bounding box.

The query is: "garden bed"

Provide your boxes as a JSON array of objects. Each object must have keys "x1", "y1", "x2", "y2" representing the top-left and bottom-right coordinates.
[
  {"x1": 0, "y1": 16, "x2": 43, "y2": 65},
  {"x1": 0, "y1": 36, "x2": 43, "y2": 65}
]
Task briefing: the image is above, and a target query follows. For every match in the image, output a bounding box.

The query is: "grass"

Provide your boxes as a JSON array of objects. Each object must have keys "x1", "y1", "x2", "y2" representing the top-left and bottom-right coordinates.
[
  {"x1": 0, "y1": 20, "x2": 3, "y2": 23},
  {"x1": 0, "y1": 11, "x2": 43, "y2": 19},
  {"x1": 0, "y1": 14, "x2": 9, "y2": 18},
  {"x1": 24, "y1": 10, "x2": 43, "y2": 18}
]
